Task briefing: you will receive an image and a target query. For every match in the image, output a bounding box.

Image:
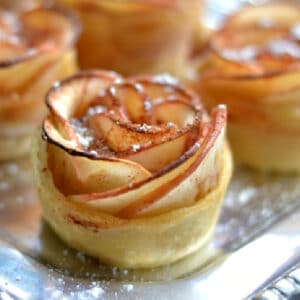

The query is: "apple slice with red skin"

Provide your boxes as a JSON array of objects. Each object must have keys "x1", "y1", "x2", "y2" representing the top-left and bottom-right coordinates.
[
  {"x1": 87, "y1": 113, "x2": 179, "y2": 152},
  {"x1": 44, "y1": 117, "x2": 152, "y2": 195}
]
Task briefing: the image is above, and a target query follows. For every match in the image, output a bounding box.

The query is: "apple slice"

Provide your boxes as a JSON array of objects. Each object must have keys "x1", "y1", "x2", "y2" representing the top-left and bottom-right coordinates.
[
  {"x1": 123, "y1": 126, "x2": 198, "y2": 172},
  {"x1": 87, "y1": 113, "x2": 178, "y2": 152},
  {"x1": 152, "y1": 99, "x2": 199, "y2": 127},
  {"x1": 44, "y1": 117, "x2": 151, "y2": 195},
  {"x1": 46, "y1": 70, "x2": 121, "y2": 119},
  {"x1": 107, "y1": 82, "x2": 152, "y2": 123}
]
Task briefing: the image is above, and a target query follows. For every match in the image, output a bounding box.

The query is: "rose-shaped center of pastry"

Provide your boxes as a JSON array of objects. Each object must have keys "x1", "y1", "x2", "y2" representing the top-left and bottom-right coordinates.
[
  {"x1": 69, "y1": 75, "x2": 203, "y2": 172},
  {"x1": 43, "y1": 71, "x2": 226, "y2": 218}
]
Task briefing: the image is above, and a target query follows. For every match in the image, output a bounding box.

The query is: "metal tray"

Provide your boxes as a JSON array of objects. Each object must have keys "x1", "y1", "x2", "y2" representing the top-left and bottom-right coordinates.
[{"x1": 0, "y1": 157, "x2": 300, "y2": 300}]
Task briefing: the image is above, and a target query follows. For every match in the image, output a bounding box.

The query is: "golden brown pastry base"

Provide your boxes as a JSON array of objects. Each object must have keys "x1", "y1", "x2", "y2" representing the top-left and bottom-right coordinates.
[
  {"x1": 39, "y1": 221, "x2": 218, "y2": 281},
  {"x1": 32, "y1": 134, "x2": 232, "y2": 269},
  {"x1": 229, "y1": 122, "x2": 300, "y2": 172}
]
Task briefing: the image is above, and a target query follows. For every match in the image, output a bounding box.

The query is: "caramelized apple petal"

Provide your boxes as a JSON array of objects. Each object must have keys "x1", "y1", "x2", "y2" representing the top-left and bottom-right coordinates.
[
  {"x1": 108, "y1": 83, "x2": 152, "y2": 123},
  {"x1": 124, "y1": 127, "x2": 198, "y2": 172},
  {"x1": 47, "y1": 70, "x2": 121, "y2": 119},
  {"x1": 47, "y1": 142, "x2": 151, "y2": 195},
  {"x1": 152, "y1": 100, "x2": 198, "y2": 127},
  {"x1": 88, "y1": 113, "x2": 177, "y2": 152}
]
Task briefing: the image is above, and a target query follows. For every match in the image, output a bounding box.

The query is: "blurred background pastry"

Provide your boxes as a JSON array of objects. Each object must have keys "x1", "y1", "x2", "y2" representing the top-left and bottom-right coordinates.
[
  {"x1": 191, "y1": 2, "x2": 300, "y2": 172},
  {"x1": 56, "y1": 0, "x2": 202, "y2": 77},
  {"x1": 0, "y1": 5, "x2": 79, "y2": 160}
]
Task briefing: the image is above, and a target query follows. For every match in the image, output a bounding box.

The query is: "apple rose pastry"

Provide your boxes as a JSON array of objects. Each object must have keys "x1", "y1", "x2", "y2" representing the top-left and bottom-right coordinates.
[
  {"x1": 56, "y1": 0, "x2": 200, "y2": 76},
  {"x1": 0, "y1": 6, "x2": 79, "y2": 160},
  {"x1": 196, "y1": 2, "x2": 300, "y2": 172},
  {"x1": 32, "y1": 70, "x2": 232, "y2": 268}
]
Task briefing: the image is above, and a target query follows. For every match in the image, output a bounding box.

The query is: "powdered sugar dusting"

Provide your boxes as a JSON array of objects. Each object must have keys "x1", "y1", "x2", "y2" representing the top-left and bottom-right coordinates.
[
  {"x1": 70, "y1": 119, "x2": 94, "y2": 149},
  {"x1": 152, "y1": 74, "x2": 179, "y2": 85}
]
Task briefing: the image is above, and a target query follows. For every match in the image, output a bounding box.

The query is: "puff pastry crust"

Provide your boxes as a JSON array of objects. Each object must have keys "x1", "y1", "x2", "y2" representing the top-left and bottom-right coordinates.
[
  {"x1": 33, "y1": 70, "x2": 232, "y2": 268},
  {"x1": 0, "y1": 6, "x2": 79, "y2": 160},
  {"x1": 193, "y1": 3, "x2": 300, "y2": 172}
]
